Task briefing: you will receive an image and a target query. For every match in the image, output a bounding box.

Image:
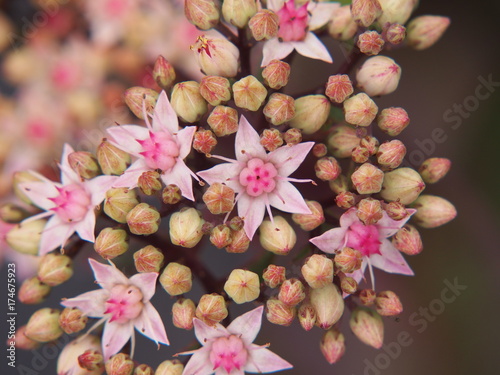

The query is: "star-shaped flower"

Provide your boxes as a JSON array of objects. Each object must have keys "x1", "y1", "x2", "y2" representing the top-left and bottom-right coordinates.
[
  {"x1": 197, "y1": 116, "x2": 313, "y2": 240},
  {"x1": 178, "y1": 306, "x2": 292, "y2": 375},
  {"x1": 20, "y1": 144, "x2": 116, "y2": 255},
  {"x1": 106, "y1": 91, "x2": 199, "y2": 200},
  {"x1": 261, "y1": 0, "x2": 339, "y2": 67},
  {"x1": 61, "y1": 258, "x2": 169, "y2": 360},
  {"x1": 310, "y1": 207, "x2": 415, "y2": 288}
]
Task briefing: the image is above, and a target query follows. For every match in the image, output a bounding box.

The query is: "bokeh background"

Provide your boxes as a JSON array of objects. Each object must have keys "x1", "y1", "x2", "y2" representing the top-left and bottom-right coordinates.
[{"x1": 1, "y1": 0, "x2": 499, "y2": 374}]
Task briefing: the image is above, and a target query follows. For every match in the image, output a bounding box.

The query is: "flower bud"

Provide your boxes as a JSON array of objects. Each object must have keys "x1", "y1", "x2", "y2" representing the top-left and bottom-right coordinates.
[
  {"x1": 138, "y1": 171, "x2": 162, "y2": 195},
  {"x1": 292, "y1": 200, "x2": 325, "y2": 231},
  {"x1": 57, "y1": 335, "x2": 102, "y2": 375},
  {"x1": 97, "y1": 140, "x2": 131, "y2": 175},
  {"x1": 384, "y1": 201, "x2": 409, "y2": 221},
  {"x1": 377, "y1": 139, "x2": 406, "y2": 169},
  {"x1": 336, "y1": 191, "x2": 357, "y2": 209},
  {"x1": 259, "y1": 216, "x2": 296, "y2": 255},
  {"x1": 224, "y1": 269, "x2": 260, "y2": 304},
  {"x1": 407, "y1": 15, "x2": 450, "y2": 50},
  {"x1": 329, "y1": 175, "x2": 349, "y2": 194},
  {"x1": 127, "y1": 203, "x2": 160, "y2": 235},
  {"x1": 199, "y1": 76, "x2": 231, "y2": 106},
  {"x1": 222, "y1": 0, "x2": 257, "y2": 28},
  {"x1": 11, "y1": 326, "x2": 40, "y2": 350},
  {"x1": 19, "y1": 277, "x2": 51, "y2": 304},
  {"x1": 359, "y1": 288, "x2": 376, "y2": 305},
  {"x1": 260, "y1": 128, "x2": 284, "y2": 152},
  {"x1": 325, "y1": 74, "x2": 353, "y2": 104},
  {"x1": 327, "y1": 125, "x2": 360, "y2": 158},
  {"x1": 377, "y1": 107, "x2": 410, "y2": 136},
  {"x1": 357, "y1": 30, "x2": 385, "y2": 55},
  {"x1": 105, "y1": 353, "x2": 134, "y2": 375},
  {"x1": 313, "y1": 143, "x2": 328, "y2": 158},
  {"x1": 79, "y1": 349, "x2": 104, "y2": 372},
  {"x1": 279, "y1": 278, "x2": 305, "y2": 306},
  {"x1": 0, "y1": 203, "x2": 29, "y2": 223},
  {"x1": 193, "y1": 129, "x2": 218, "y2": 155},
  {"x1": 135, "y1": 364, "x2": 154, "y2": 375},
  {"x1": 385, "y1": 23, "x2": 406, "y2": 44},
  {"x1": 377, "y1": 0, "x2": 416, "y2": 26},
  {"x1": 351, "y1": 145, "x2": 370, "y2": 164},
  {"x1": 185, "y1": 0, "x2": 220, "y2": 30},
  {"x1": 229, "y1": 216, "x2": 244, "y2": 230},
  {"x1": 25, "y1": 308, "x2": 63, "y2": 342},
  {"x1": 133, "y1": 245, "x2": 164, "y2": 273},
  {"x1": 172, "y1": 298, "x2": 196, "y2": 330},
  {"x1": 262, "y1": 264, "x2": 286, "y2": 288},
  {"x1": 6, "y1": 219, "x2": 45, "y2": 255},
  {"x1": 261, "y1": 60, "x2": 290, "y2": 90},
  {"x1": 356, "y1": 56, "x2": 401, "y2": 96},
  {"x1": 410, "y1": 195, "x2": 457, "y2": 228},
  {"x1": 298, "y1": 303, "x2": 316, "y2": 331},
  {"x1": 334, "y1": 247, "x2": 363, "y2": 274},
  {"x1": 344, "y1": 93, "x2": 378, "y2": 127},
  {"x1": 340, "y1": 276, "x2": 358, "y2": 294},
  {"x1": 225, "y1": 227, "x2": 250, "y2": 253},
  {"x1": 153, "y1": 55, "x2": 176, "y2": 90},
  {"x1": 37, "y1": 253, "x2": 73, "y2": 287},
  {"x1": 124, "y1": 87, "x2": 158, "y2": 120},
  {"x1": 169, "y1": 208, "x2": 204, "y2": 247},
  {"x1": 249, "y1": 10, "x2": 280, "y2": 41},
  {"x1": 13, "y1": 171, "x2": 41, "y2": 204},
  {"x1": 315, "y1": 156, "x2": 341, "y2": 181},
  {"x1": 68, "y1": 151, "x2": 100, "y2": 179},
  {"x1": 375, "y1": 290, "x2": 403, "y2": 316},
  {"x1": 59, "y1": 307, "x2": 88, "y2": 334},
  {"x1": 357, "y1": 198, "x2": 383, "y2": 225},
  {"x1": 289, "y1": 95, "x2": 330, "y2": 134},
  {"x1": 210, "y1": 224, "x2": 233, "y2": 248},
  {"x1": 351, "y1": 163, "x2": 384, "y2": 194},
  {"x1": 207, "y1": 106, "x2": 239, "y2": 136},
  {"x1": 195, "y1": 35, "x2": 240, "y2": 78},
  {"x1": 392, "y1": 224, "x2": 423, "y2": 255},
  {"x1": 160, "y1": 262, "x2": 192, "y2": 296},
  {"x1": 350, "y1": 307, "x2": 384, "y2": 348},
  {"x1": 266, "y1": 298, "x2": 295, "y2": 326},
  {"x1": 310, "y1": 283, "x2": 344, "y2": 329},
  {"x1": 171, "y1": 81, "x2": 208, "y2": 123},
  {"x1": 359, "y1": 134, "x2": 378, "y2": 155},
  {"x1": 283, "y1": 128, "x2": 302, "y2": 145},
  {"x1": 196, "y1": 293, "x2": 228, "y2": 326},
  {"x1": 302, "y1": 254, "x2": 334, "y2": 289},
  {"x1": 95, "y1": 227, "x2": 129, "y2": 259},
  {"x1": 233, "y1": 75, "x2": 267, "y2": 111},
  {"x1": 104, "y1": 188, "x2": 138, "y2": 224},
  {"x1": 162, "y1": 184, "x2": 182, "y2": 205},
  {"x1": 351, "y1": 0, "x2": 383, "y2": 27},
  {"x1": 419, "y1": 157, "x2": 451, "y2": 184},
  {"x1": 380, "y1": 167, "x2": 425, "y2": 204},
  {"x1": 263, "y1": 93, "x2": 295, "y2": 126},
  {"x1": 203, "y1": 183, "x2": 235, "y2": 215},
  {"x1": 156, "y1": 360, "x2": 184, "y2": 375},
  {"x1": 321, "y1": 329, "x2": 345, "y2": 364},
  {"x1": 328, "y1": 5, "x2": 357, "y2": 41}
]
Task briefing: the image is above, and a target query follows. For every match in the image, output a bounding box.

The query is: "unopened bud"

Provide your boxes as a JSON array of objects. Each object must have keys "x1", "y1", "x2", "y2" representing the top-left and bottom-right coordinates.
[
  {"x1": 298, "y1": 303, "x2": 316, "y2": 331},
  {"x1": 193, "y1": 35, "x2": 240, "y2": 78},
  {"x1": 392, "y1": 224, "x2": 423, "y2": 255},
  {"x1": 160, "y1": 262, "x2": 192, "y2": 296},
  {"x1": 207, "y1": 105, "x2": 239, "y2": 136},
  {"x1": 97, "y1": 140, "x2": 131, "y2": 175},
  {"x1": 224, "y1": 269, "x2": 260, "y2": 304},
  {"x1": 58, "y1": 335, "x2": 101, "y2": 375},
  {"x1": 260, "y1": 128, "x2": 284, "y2": 152},
  {"x1": 222, "y1": 0, "x2": 257, "y2": 28},
  {"x1": 419, "y1": 157, "x2": 451, "y2": 184},
  {"x1": 249, "y1": 10, "x2": 280, "y2": 41},
  {"x1": 290, "y1": 95, "x2": 330, "y2": 134},
  {"x1": 0, "y1": 203, "x2": 29, "y2": 223},
  {"x1": 340, "y1": 276, "x2": 358, "y2": 294},
  {"x1": 377, "y1": 139, "x2": 406, "y2": 169},
  {"x1": 350, "y1": 307, "x2": 384, "y2": 348},
  {"x1": 225, "y1": 227, "x2": 250, "y2": 253},
  {"x1": 210, "y1": 224, "x2": 233, "y2": 248},
  {"x1": 325, "y1": 74, "x2": 353, "y2": 103},
  {"x1": 68, "y1": 151, "x2": 100, "y2": 179},
  {"x1": 380, "y1": 167, "x2": 425, "y2": 204},
  {"x1": 259, "y1": 216, "x2": 296, "y2": 255},
  {"x1": 410, "y1": 195, "x2": 457, "y2": 228},
  {"x1": 104, "y1": 188, "x2": 139, "y2": 224},
  {"x1": 134, "y1": 364, "x2": 154, "y2": 375},
  {"x1": 283, "y1": 128, "x2": 302, "y2": 145},
  {"x1": 59, "y1": 307, "x2": 88, "y2": 334},
  {"x1": 172, "y1": 298, "x2": 196, "y2": 330},
  {"x1": 196, "y1": 293, "x2": 228, "y2": 326},
  {"x1": 25, "y1": 308, "x2": 63, "y2": 342},
  {"x1": 351, "y1": 0, "x2": 383, "y2": 27},
  {"x1": 357, "y1": 30, "x2": 384, "y2": 55},
  {"x1": 13, "y1": 171, "x2": 41, "y2": 204},
  {"x1": 334, "y1": 247, "x2": 363, "y2": 274},
  {"x1": 233, "y1": 75, "x2": 267, "y2": 111},
  {"x1": 6, "y1": 219, "x2": 45, "y2": 255},
  {"x1": 321, "y1": 329, "x2": 345, "y2": 364},
  {"x1": 133, "y1": 245, "x2": 164, "y2": 273},
  {"x1": 351, "y1": 146, "x2": 370, "y2": 164},
  {"x1": 95, "y1": 227, "x2": 129, "y2": 259},
  {"x1": 138, "y1": 171, "x2": 162, "y2": 195},
  {"x1": 407, "y1": 15, "x2": 450, "y2": 50},
  {"x1": 124, "y1": 87, "x2": 158, "y2": 120},
  {"x1": 344, "y1": 93, "x2": 378, "y2": 127},
  {"x1": 78, "y1": 349, "x2": 104, "y2": 372},
  {"x1": 105, "y1": 353, "x2": 134, "y2": 375},
  {"x1": 262, "y1": 264, "x2": 286, "y2": 288},
  {"x1": 12, "y1": 326, "x2": 40, "y2": 350},
  {"x1": 356, "y1": 56, "x2": 401, "y2": 96},
  {"x1": 292, "y1": 200, "x2": 325, "y2": 231},
  {"x1": 310, "y1": 283, "x2": 344, "y2": 329},
  {"x1": 127, "y1": 203, "x2": 160, "y2": 235},
  {"x1": 313, "y1": 143, "x2": 328, "y2": 158},
  {"x1": 279, "y1": 278, "x2": 305, "y2": 306},
  {"x1": 360, "y1": 134, "x2": 380, "y2": 154},
  {"x1": 335, "y1": 191, "x2": 357, "y2": 209},
  {"x1": 229, "y1": 216, "x2": 244, "y2": 231},
  {"x1": 37, "y1": 253, "x2": 73, "y2": 287},
  {"x1": 171, "y1": 81, "x2": 208, "y2": 123},
  {"x1": 385, "y1": 23, "x2": 406, "y2": 44},
  {"x1": 266, "y1": 298, "x2": 295, "y2": 326},
  {"x1": 302, "y1": 254, "x2": 334, "y2": 289},
  {"x1": 193, "y1": 129, "x2": 218, "y2": 155},
  {"x1": 328, "y1": 5, "x2": 358, "y2": 41},
  {"x1": 199, "y1": 76, "x2": 231, "y2": 106},
  {"x1": 375, "y1": 290, "x2": 403, "y2": 316},
  {"x1": 351, "y1": 163, "x2": 384, "y2": 194},
  {"x1": 328, "y1": 125, "x2": 360, "y2": 158},
  {"x1": 263, "y1": 93, "x2": 295, "y2": 126},
  {"x1": 262, "y1": 59, "x2": 290, "y2": 89},
  {"x1": 377, "y1": 0, "x2": 416, "y2": 26},
  {"x1": 357, "y1": 198, "x2": 383, "y2": 225},
  {"x1": 184, "y1": 0, "x2": 220, "y2": 30},
  {"x1": 385, "y1": 201, "x2": 409, "y2": 221},
  {"x1": 19, "y1": 277, "x2": 51, "y2": 304},
  {"x1": 329, "y1": 175, "x2": 349, "y2": 194},
  {"x1": 315, "y1": 157, "x2": 341, "y2": 181},
  {"x1": 156, "y1": 360, "x2": 184, "y2": 375},
  {"x1": 359, "y1": 288, "x2": 376, "y2": 305},
  {"x1": 377, "y1": 107, "x2": 410, "y2": 136},
  {"x1": 162, "y1": 184, "x2": 182, "y2": 205},
  {"x1": 153, "y1": 55, "x2": 176, "y2": 90},
  {"x1": 203, "y1": 183, "x2": 235, "y2": 214},
  {"x1": 169, "y1": 208, "x2": 204, "y2": 247}
]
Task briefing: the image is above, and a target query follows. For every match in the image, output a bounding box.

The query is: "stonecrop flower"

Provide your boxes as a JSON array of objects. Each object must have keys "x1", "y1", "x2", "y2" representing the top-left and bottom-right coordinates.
[
  {"x1": 197, "y1": 116, "x2": 314, "y2": 240},
  {"x1": 106, "y1": 90, "x2": 199, "y2": 200},
  {"x1": 179, "y1": 306, "x2": 292, "y2": 375},
  {"x1": 20, "y1": 144, "x2": 116, "y2": 255},
  {"x1": 310, "y1": 207, "x2": 415, "y2": 287},
  {"x1": 261, "y1": 0, "x2": 339, "y2": 67},
  {"x1": 61, "y1": 258, "x2": 168, "y2": 360}
]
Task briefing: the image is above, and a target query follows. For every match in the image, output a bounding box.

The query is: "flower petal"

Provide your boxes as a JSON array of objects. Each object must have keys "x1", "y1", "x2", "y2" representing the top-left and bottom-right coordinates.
[
  {"x1": 235, "y1": 116, "x2": 267, "y2": 163},
  {"x1": 162, "y1": 160, "x2": 195, "y2": 201},
  {"x1": 129, "y1": 272, "x2": 158, "y2": 302},
  {"x1": 345, "y1": 261, "x2": 368, "y2": 285},
  {"x1": 267, "y1": 180, "x2": 311, "y2": 214},
  {"x1": 112, "y1": 159, "x2": 148, "y2": 189},
  {"x1": 73, "y1": 210, "x2": 96, "y2": 243},
  {"x1": 134, "y1": 302, "x2": 169, "y2": 346},
  {"x1": 20, "y1": 181, "x2": 58, "y2": 211},
  {"x1": 193, "y1": 319, "x2": 229, "y2": 344},
  {"x1": 102, "y1": 320, "x2": 134, "y2": 360},
  {"x1": 267, "y1": 142, "x2": 314, "y2": 177},
  {"x1": 245, "y1": 345, "x2": 293, "y2": 373},
  {"x1": 197, "y1": 162, "x2": 240, "y2": 187},
  {"x1": 106, "y1": 124, "x2": 150, "y2": 155},
  {"x1": 38, "y1": 215, "x2": 74, "y2": 255},
  {"x1": 227, "y1": 306, "x2": 263, "y2": 346},
  {"x1": 292, "y1": 32, "x2": 333, "y2": 63},
  {"x1": 370, "y1": 240, "x2": 414, "y2": 276},
  {"x1": 175, "y1": 125, "x2": 196, "y2": 159},
  {"x1": 89, "y1": 258, "x2": 129, "y2": 290},
  {"x1": 339, "y1": 207, "x2": 359, "y2": 228},
  {"x1": 86, "y1": 175, "x2": 119, "y2": 206},
  {"x1": 60, "y1": 144, "x2": 80, "y2": 185},
  {"x1": 309, "y1": 226, "x2": 349, "y2": 254},
  {"x1": 152, "y1": 91, "x2": 179, "y2": 134},
  {"x1": 61, "y1": 289, "x2": 109, "y2": 317},
  {"x1": 377, "y1": 209, "x2": 416, "y2": 238},
  {"x1": 181, "y1": 347, "x2": 214, "y2": 375},
  {"x1": 308, "y1": 2, "x2": 340, "y2": 30},
  {"x1": 261, "y1": 38, "x2": 295, "y2": 67},
  {"x1": 238, "y1": 194, "x2": 266, "y2": 240}
]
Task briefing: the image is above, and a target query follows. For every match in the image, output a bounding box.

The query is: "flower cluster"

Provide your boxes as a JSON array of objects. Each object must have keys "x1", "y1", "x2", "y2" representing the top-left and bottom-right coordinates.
[{"x1": 1, "y1": 0, "x2": 456, "y2": 374}]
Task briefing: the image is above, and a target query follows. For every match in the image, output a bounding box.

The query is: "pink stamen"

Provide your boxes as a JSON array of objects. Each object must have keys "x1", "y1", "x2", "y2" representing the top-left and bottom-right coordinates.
[
  {"x1": 49, "y1": 184, "x2": 91, "y2": 222},
  {"x1": 239, "y1": 158, "x2": 278, "y2": 197},
  {"x1": 137, "y1": 131, "x2": 180, "y2": 171},
  {"x1": 104, "y1": 284, "x2": 144, "y2": 324},
  {"x1": 346, "y1": 222, "x2": 382, "y2": 257},
  {"x1": 277, "y1": 0, "x2": 309, "y2": 42},
  {"x1": 209, "y1": 335, "x2": 248, "y2": 373}
]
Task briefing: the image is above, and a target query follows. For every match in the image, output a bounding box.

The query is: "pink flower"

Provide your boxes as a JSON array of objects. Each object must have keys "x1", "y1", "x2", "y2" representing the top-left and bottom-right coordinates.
[
  {"x1": 178, "y1": 306, "x2": 292, "y2": 375},
  {"x1": 106, "y1": 91, "x2": 199, "y2": 201},
  {"x1": 310, "y1": 208, "x2": 415, "y2": 287},
  {"x1": 261, "y1": 0, "x2": 339, "y2": 66},
  {"x1": 197, "y1": 116, "x2": 314, "y2": 240},
  {"x1": 61, "y1": 258, "x2": 168, "y2": 360},
  {"x1": 20, "y1": 144, "x2": 116, "y2": 255}
]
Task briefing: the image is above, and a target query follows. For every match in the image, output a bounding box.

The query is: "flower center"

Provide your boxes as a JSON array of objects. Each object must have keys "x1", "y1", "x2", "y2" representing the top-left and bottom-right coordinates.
[
  {"x1": 239, "y1": 158, "x2": 278, "y2": 197},
  {"x1": 137, "y1": 130, "x2": 180, "y2": 172},
  {"x1": 346, "y1": 222, "x2": 382, "y2": 257},
  {"x1": 49, "y1": 184, "x2": 91, "y2": 222},
  {"x1": 277, "y1": 0, "x2": 309, "y2": 42},
  {"x1": 209, "y1": 335, "x2": 248, "y2": 373},
  {"x1": 104, "y1": 284, "x2": 144, "y2": 324}
]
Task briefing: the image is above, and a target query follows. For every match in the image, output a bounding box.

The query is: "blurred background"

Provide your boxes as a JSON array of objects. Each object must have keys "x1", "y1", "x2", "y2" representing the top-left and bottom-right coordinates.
[{"x1": 1, "y1": 0, "x2": 499, "y2": 374}]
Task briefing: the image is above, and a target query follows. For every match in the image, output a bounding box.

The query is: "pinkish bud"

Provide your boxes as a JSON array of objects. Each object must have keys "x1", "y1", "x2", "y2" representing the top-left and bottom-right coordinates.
[
  {"x1": 279, "y1": 278, "x2": 306, "y2": 306},
  {"x1": 171, "y1": 81, "x2": 208, "y2": 123},
  {"x1": 351, "y1": 163, "x2": 384, "y2": 194},
  {"x1": 138, "y1": 171, "x2": 162, "y2": 195},
  {"x1": 0, "y1": 203, "x2": 29, "y2": 223},
  {"x1": 260, "y1": 128, "x2": 284, "y2": 152},
  {"x1": 184, "y1": 0, "x2": 220, "y2": 30},
  {"x1": 210, "y1": 224, "x2": 233, "y2": 248},
  {"x1": 385, "y1": 23, "x2": 406, "y2": 44},
  {"x1": 359, "y1": 288, "x2": 376, "y2": 305},
  {"x1": 262, "y1": 264, "x2": 286, "y2": 288},
  {"x1": 327, "y1": 125, "x2": 361, "y2": 158},
  {"x1": 298, "y1": 303, "x2": 317, "y2": 331},
  {"x1": 325, "y1": 74, "x2": 354, "y2": 103},
  {"x1": 360, "y1": 135, "x2": 382, "y2": 155},
  {"x1": 229, "y1": 216, "x2": 244, "y2": 231},
  {"x1": 381, "y1": 167, "x2": 425, "y2": 204},
  {"x1": 207, "y1": 105, "x2": 239, "y2": 136},
  {"x1": 105, "y1": 353, "x2": 134, "y2": 375},
  {"x1": 222, "y1": 0, "x2": 257, "y2": 28},
  {"x1": 351, "y1": 0, "x2": 383, "y2": 27},
  {"x1": 224, "y1": 269, "x2": 260, "y2": 304},
  {"x1": 377, "y1": 0, "x2": 417, "y2": 27},
  {"x1": 290, "y1": 95, "x2": 331, "y2": 134},
  {"x1": 133, "y1": 245, "x2": 164, "y2": 273},
  {"x1": 172, "y1": 298, "x2": 196, "y2": 330},
  {"x1": 6, "y1": 219, "x2": 45, "y2": 255},
  {"x1": 392, "y1": 224, "x2": 423, "y2": 255},
  {"x1": 320, "y1": 329, "x2": 346, "y2": 364},
  {"x1": 328, "y1": 5, "x2": 358, "y2": 41},
  {"x1": 78, "y1": 348, "x2": 104, "y2": 372},
  {"x1": 340, "y1": 276, "x2": 358, "y2": 294},
  {"x1": 104, "y1": 188, "x2": 139, "y2": 224},
  {"x1": 193, "y1": 35, "x2": 240, "y2": 78},
  {"x1": 315, "y1": 156, "x2": 342, "y2": 181},
  {"x1": 283, "y1": 128, "x2": 302, "y2": 145},
  {"x1": 97, "y1": 140, "x2": 131, "y2": 176},
  {"x1": 199, "y1": 76, "x2": 232, "y2": 106},
  {"x1": 335, "y1": 191, "x2": 357, "y2": 209},
  {"x1": 329, "y1": 175, "x2": 350, "y2": 194},
  {"x1": 375, "y1": 290, "x2": 403, "y2": 316},
  {"x1": 135, "y1": 364, "x2": 154, "y2": 375},
  {"x1": 266, "y1": 298, "x2": 296, "y2": 326},
  {"x1": 13, "y1": 171, "x2": 41, "y2": 205},
  {"x1": 410, "y1": 195, "x2": 457, "y2": 228},
  {"x1": 377, "y1": 139, "x2": 406, "y2": 169},
  {"x1": 162, "y1": 184, "x2": 182, "y2": 205},
  {"x1": 419, "y1": 157, "x2": 451, "y2": 184},
  {"x1": 259, "y1": 216, "x2": 296, "y2": 255},
  {"x1": 124, "y1": 87, "x2": 158, "y2": 120},
  {"x1": 302, "y1": 254, "x2": 334, "y2": 289},
  {"x1": 68, "y1": 151, "x2": 100, "y2": 179},
  {"x1": 203, "y1": 183, "x2": 235, "y2": 215},
  {"x1": 334, "y1": 247, "x2": 363, "y2": 273},
  {"x1": 156, "y1": 360, "x2": 184, "y2": 375},
  {"x1": 196, "y1": 293, "x2": 228, "y2": 326},
  {"x1": 127, "y1": 203, "x2": 161, "y2": 235},
  {"x1": 263, "y1": 93, "x2": 295, "y2": 126},
  {"x1": 225, "y1": 227, "x2": 250, "y2": 253},
  {"x1": 377, "y1": 106, "x2": 410, "y2": 136},
  {"x1": 310, "y1": 284, "x2": 344, "y2": 330},
  {"x1": 193, "y1": 129, "x2": 218, "y2": 155},
  {"x1": 313, "y1": 143, "x2": 328, "y2": 158},
  {"x1": 357, "y1": 198, "x2": 383, "y2": 225},
  {"x1": 356, "y1": 56, "x2": 401, "y2": 96},
  {"x1": 57, "y1": 335, "x2": 102, "y2": 375},
  {"x1": 153, "y1": 55, "x2": 176, "y2": 90},
  {"x1": 12, "y1": 325, "x2": 40, "y2": 350},
  {"x1": 351, "y1": 146, "x2": 370, "y2": 164},
  {"x1": 407, "y1": 15, "x2": 450, "y2": 50},
  {"x1": 170, "y1": 208, "x2": 204, "y2": 247},
  {"x1": 344, "y1": 93, "x2": 378, "y2": 127},
  {"x1": 349, "y1": 307, "x2": 384, "y2": 349},
  {"x1": 262, "y1": 59, "x2": 290, "y2": 89},
  {"x1": 357, "y1": 30, "x2": 385, "y2": 55},
  {"x1": 292, "y1": 200, "x2": 325, "y2": 231},
  {"x1": 385, "y1": 201, "x2": 409, "y2": 221},
  {"x1": 233, "y1": 75, "x2": 268, "y2": 111},
  {"x1": 19, "y1": 277, "x2": 51, "y2": 304},
  {"x1": 59, "y1": 307, "x2": 88, "y2": 334},
  {"x1": 249, "y1": 10, "x2": 280, "y2": 41},
  {"x1": 37, "y1": 253, "x2": 73, "y2": 287},
  {"x1": 160, "y1": 262, "x2": 193, "y2": 296},
  {"x1": 25, "y1": 308, "x2": 63, "y2": 342}
]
